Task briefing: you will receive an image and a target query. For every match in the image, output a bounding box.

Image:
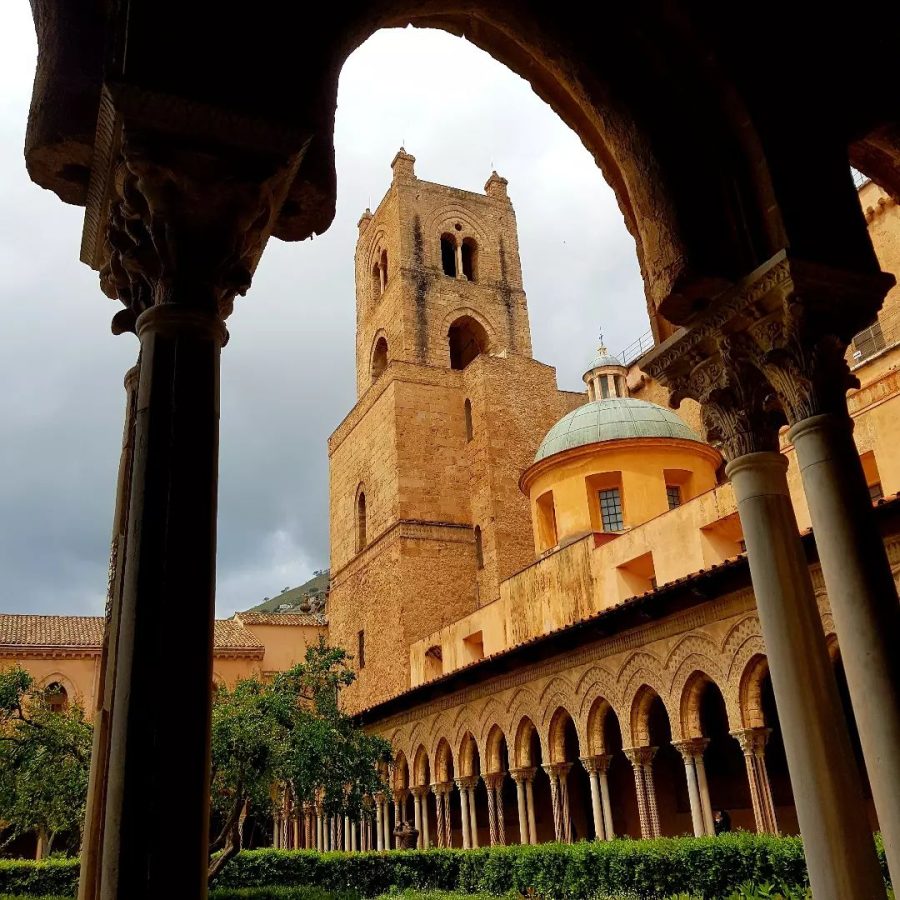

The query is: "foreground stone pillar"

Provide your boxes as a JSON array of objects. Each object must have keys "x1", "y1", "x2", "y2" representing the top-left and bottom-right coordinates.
[
  {"x1": 727, "y1": 450, "x2": 885, "y2": 896},
  {"x1": 787, "y1": 411, "x2": 900, "y2": 879},
  {"x1": 79, "y1": 361, "x2": 139, "y2": 900},
  {"x1": 580, "y1": 757, "x2": 605, "y2": 840},
  {"x1": 510, "y1": 770, "x2": 530, "y2": 844},
  {"x1": 732, "y1": 728, "x2": 778, "y2": 834},
  {"x1": 411, "y1": 787, "x2": 424, "y2": 849}
]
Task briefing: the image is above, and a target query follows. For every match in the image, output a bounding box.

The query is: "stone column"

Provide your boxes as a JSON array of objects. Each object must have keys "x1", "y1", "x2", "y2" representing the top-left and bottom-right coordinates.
[
  {"x1": 693, "y1": 746, "x2": 714, "y2": 835},
  {"x1": 343, "y1": 816, "x2": 350, "y2": 852},
  {"x1": 673, "y1": 740, "x2": 706, "y2": 837},
  {"x1": 456, "y1": 779, "x2": 472, "y2": 849},
  {"x1": 732, "y1": 728, "x2": 778, "y2": 834},
  {"x1": 597, "y1": 755, "x2": 614, "y2": 839},
  {"x1": 440, "y1": 783, "x2": 454, "y2": 848},
  {"x1": 483, "y1": 773, "x2": 506, "y2": 846},
  {"x1": 580, "y1": 757, "x2": 605, "y2": 840},
  {"x1": 463, "y1": 777, "x2": 480, "y2": 848},
  {"x1": 557, "y1": 764, "x2": 573, "y2": 843},
  {"x1": 411, "y1": 787, "x2": 424, "y2": 849},
  {"x1": 86, "y1": 132, "x2": 298, "y2": 898},
  {"x1": 317, "y1": 808, "x2": 324, "y2": 851},
  {"x1": 455, "y1": 242, "x2": 464, "y2": 279},
  {"x1": 273, "y1": 813, "x2": 282, "y2": 849},
  {"x1": 644, "y1": 279, "x2": 889, "y2": 898},
  {"x1": 374, "y1": 795, "x2": 384, "y2": 851},
  {"x1": 495, "y1": 778, "x2": 506, "y2": 846},
  {"x1": 431, "y1": 784, "x2": 446, "y2": 848},
  {"x1": 421, "y1": 791, "x2": 431, "y2": 849},
  {"x1": 510, "y1": 769, "x2": 530, "y2": 844},
  {"x1": 383, "y1": 795, "x2": 391, "y2": 850},
  {"x1": 787, "y1": 411, "x2": 900, "y2": 879},
  {"x1": 624, "y1": 747, "x2": 658, "y2": 839},
  {"x1": 525, "y1": 772, "x2": 538, "y2": 844},
  {"x1": 79, "y1": 361, "x2": 139, "y2": 900}
]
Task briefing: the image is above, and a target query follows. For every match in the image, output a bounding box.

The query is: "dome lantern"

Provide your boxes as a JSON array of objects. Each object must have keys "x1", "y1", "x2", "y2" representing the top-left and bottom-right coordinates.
[{"x1": 583, "y1": 341, "x2": 627, "y2": 401}]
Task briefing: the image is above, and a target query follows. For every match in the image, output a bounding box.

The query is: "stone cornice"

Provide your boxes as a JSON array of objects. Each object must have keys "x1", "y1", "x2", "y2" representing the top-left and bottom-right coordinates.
[{"x1": 0, "y1": 647, "x2": 102, "y2": 660}]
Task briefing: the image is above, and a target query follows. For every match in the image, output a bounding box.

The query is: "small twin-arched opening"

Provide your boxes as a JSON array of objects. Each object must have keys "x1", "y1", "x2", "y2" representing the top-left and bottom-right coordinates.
[
  {"x1": 372, "y1": 248, "x2": 389, "y2": 299},
  {"x1": 355, "y1": 485, "x2": 368, "y2": 552},
  {"x1": 448, "y1": 316, "x2": 489, "y2": 370},
  {"x1": 439, "y1": 233, "x2": 478, "y2": 281},
  {"x1": 371, "y1": 335, "x2": 388, "y2": 382},
  {"x1": 45, "y1": 681, "x2": 69, "y2": 713}
]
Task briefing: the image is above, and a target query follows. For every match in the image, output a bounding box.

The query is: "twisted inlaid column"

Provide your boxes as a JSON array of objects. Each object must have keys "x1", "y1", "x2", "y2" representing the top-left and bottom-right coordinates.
[
  {"x1": 483, "y1": 773, "x2": 507, "y2": 846},
  {"x1": 544, "y1": 766, "x2": 562, "y2": 842},
  {"x1": 625, "y1": 747, "x2": 658, "y2": 838},
  {"x1": 732, "y1": 728, "x2": 778, "y2": 834}
]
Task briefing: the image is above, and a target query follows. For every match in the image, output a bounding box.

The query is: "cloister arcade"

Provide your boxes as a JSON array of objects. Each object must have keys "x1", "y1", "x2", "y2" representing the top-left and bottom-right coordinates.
[{"x1": 277, "y1": 600, "x2": 873, "y2": 853}]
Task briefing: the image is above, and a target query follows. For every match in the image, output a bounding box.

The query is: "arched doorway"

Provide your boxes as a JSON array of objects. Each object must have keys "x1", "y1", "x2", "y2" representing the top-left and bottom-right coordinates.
[{"x1": 448, "y1": 316, "x2": 489, "y2": 370}]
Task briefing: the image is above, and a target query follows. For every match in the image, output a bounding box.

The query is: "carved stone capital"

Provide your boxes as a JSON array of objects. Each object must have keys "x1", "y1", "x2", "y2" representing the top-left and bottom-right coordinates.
[
  {"x1": 642, "y1": 250, "x2": 895, "y2": 457},
  {"x1": 392, "y1": 788, "x2": 409, "y2": 804},
  {"x1": 731, "y1": 727, "x2": 771, "y2": 757},
  {"x1": 482, "y1": 772, "x2": 506, "y2": 791},
  {"x1": 455, "y1": 775, "x2": 479, "y2": 792},
  {"x1": 624, "y1": 746, "x2": 658, "y2": 768},
  {"x1": 509, "y1": 766, "x2": 537, "y2": 785},
  {"x1": 672, "y1": 737, "x2": 710, "y2": 761},
  {"x1": 430, "y1": 780, "x2": 454, "y2": 797}
]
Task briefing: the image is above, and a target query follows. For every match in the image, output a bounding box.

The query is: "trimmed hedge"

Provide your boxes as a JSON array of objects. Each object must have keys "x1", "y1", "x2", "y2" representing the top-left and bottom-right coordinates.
[{"x1": 0, "y1": 833, "x2": 891, "y2": 899}]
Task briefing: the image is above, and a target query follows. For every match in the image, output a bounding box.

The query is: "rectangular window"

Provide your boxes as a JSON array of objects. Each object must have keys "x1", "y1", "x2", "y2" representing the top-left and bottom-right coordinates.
[
  {"x1": 357, "y1": 630, "x2": 365, "y2": 669},
  {"x1": 666, "y1": 484, "x2": 682, "y2": 510},
  {"x1": 869, "y1": 482, "x2": 884, "y2": 502},
  {"x1": 598, "y1": 487, "x2": 624, "y2": 532},
  {"x1": 600, "y1": 374, "x2": 610, "y2": 399}
]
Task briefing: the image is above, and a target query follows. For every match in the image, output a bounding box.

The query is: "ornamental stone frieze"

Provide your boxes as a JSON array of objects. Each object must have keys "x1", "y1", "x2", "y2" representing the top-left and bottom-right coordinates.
[{"x1": 642, "y1": 250, "x2": 895, "y2": 456}]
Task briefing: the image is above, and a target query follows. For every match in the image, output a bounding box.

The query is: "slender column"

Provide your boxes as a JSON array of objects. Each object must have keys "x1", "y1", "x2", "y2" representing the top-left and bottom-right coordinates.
[
  {"x1": 374, "y1": 795, "x2": 384, "y2": 850},
  {"x1": 727, "y1": 451, "x2": 885, "y2": 896},
  {"x1": 673, "y1": 741, "x2": 705, "y2": 837},
  {"x1": 788, "y1": 412, "x2": 900, "y2": 881},
  {"x1": 411, "y1": 787, "x2": 424, "y2": 849},
  {"x1": 484, "y1": 774, "x2": 499, "y2": 846},
  {"x1": 441, "y1": 783, "x2": 453, "y2": 848},
  {"x1": 464, "y1": 777, "x2": 480, "y2": 848},
  {"x1": 597, "y1": 755, "x2": 614, "y2": 839},
  {"x1": 79, "y1": 361, "x2": 140, "y2": 900},
  {"x1": 421, "y1": 792, "x2": 431, "y2": 849},
  {"x1": 557, "y1": 764, "x2": 572, "y2": 843},
  {"x1": 544, "y1": 766, "x2": 562, "y2": 842},
  {"x1": 273, "y1": 813, "x2": 282, "y2": 849},
  {"x1": 495, "y1": 778, "x2": 506, "y2": 846},
  {"x1": 342, "y1": 816, "x2": 349, "y2": 852},
  {"x1": 581, "y1": 757, "x2": 605, "y2": 840},
  {"x1": 732, "y1": 728, "x2": 778, "y2": 834},
  {"x1": 456, "y1": 780, "x2": 472, "y2": 849},
  {"x1": 625, "y1": 747, "x2": 658, "y2": 839},
  {"x1": 693, "y1": 747, "x2": 714, "y2": 835},
  {"x1": 525, "y1": 773, "x2": 538, "y2": 844},
  {"x1": 383, "y1": 795, "x2": 391, "y2": 850},
  {"x1": 455, "y1": 242, "x2": 464, "y2": 279},
  {"x1": 431, "y1": 785, "x2": 445, "y2": 848},
  {"x1": 317, "y1": 809, "x2": 324, "y2": 851},
  {"x1": 510, "y1": 770, "x2": 530, "y2": 844}
]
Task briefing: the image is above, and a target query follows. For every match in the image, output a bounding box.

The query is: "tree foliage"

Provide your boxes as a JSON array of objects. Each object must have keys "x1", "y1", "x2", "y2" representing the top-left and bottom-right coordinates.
[
  {"x1": 0, "y1": 667, "x2": 92, "y2": 857},
  {"x1": 209, "y1": 639, "x2": 392, "y2": 882}
]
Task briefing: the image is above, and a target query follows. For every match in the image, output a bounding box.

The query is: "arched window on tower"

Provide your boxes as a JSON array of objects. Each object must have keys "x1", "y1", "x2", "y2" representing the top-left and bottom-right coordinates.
[
  {"x1": 464, "y1": 398, "x2": 474, "y2": 442},
  {"x1": 461, "y1": 237, "x2": 477, "y2": 281},
  {"x1": 474, "y1": 525, "x2": 484, "y2": 570},
  {"x1": 448, "y1": 315, "x2": 489, "y2": 370},
  {"x1": 371, "y1": 336, "x2": 388, "y2": 382},
  {"x1": 440, "y1": 234, "x2": 457, "y2": 277},
  {"x1": 371, "y1": 262, "x2": 381, "y2": 300},
  {"x1": 356, "y1": 489, "x2": 368, "y2": 553}
]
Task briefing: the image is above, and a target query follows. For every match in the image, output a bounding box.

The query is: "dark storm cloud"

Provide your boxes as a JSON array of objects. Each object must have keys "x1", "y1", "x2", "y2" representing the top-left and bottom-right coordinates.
[{"x1": 0, "y1": 21, "x2": 647, "y2": 619}]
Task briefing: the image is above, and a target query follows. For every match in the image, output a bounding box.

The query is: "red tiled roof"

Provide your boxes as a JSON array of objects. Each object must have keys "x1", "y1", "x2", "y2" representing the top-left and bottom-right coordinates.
[
  {"x1": 0, "y1": 614, "x2": 104, "y2": 648},
  {"x1": 235, "y1": 612, "x2": 327, "y2": 627},
  {"x1": 0, "y1": 614, "x2": 263, "y2": 655}
]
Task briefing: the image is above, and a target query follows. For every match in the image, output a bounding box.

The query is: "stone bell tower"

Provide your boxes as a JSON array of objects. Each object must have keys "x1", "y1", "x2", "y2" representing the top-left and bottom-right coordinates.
[
  {"x1": 328, "y1": 151, "x2": 582, "y2": 713},
  {"x1": 352, "y1": 148, "x2": 533, "y2": 396}
]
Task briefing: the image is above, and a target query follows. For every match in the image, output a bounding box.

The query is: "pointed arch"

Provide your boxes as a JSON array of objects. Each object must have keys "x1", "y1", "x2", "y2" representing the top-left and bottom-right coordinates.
[
  {"x1": 738, "y1": 654, "x2": 770, "y2": 730},
  {"x1": 512, "y1": 715, "x2": 541, "y2": 768},
  {"x1": 413, "y1": 745, "x2": 431, "y2": 787},
  {"x1": 484, "y1": 724, "x2": 508, "y2": 774},
  {"x1": 393, "y1": 751, "x2": 410, "y2": 790},
  {"x1": 433, "y1": 737, "x2": 455, "y2": 784},
  {"x1": 547, "y1": 706, "x2": 580, "y2": 764}
]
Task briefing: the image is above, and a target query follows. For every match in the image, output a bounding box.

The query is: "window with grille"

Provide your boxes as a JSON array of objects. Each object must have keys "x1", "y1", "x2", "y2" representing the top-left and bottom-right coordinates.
[
  {"x1": 598, "y1": 487, "x2": 624, "y2": 531},
  {"x1": 666, "y1": 484, "x2": 682, "y2": 510}
]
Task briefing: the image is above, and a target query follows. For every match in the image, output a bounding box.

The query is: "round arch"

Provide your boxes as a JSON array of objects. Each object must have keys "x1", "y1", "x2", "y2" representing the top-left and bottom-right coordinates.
[
  {"x1": 448, "y1": 314, "x2": 490, "y2": 370},
  {"x1": 370, "y1": 332, "x2": 389, "y2": 381}
]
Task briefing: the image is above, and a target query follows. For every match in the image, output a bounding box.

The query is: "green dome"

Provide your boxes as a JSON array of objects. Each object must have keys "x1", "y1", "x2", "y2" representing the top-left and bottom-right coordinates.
[
  {"x1": 534, "y1": 398, "x2": 704, "y2": 463},
  {"x1": 585, "y1": 351, "x2": 624, "y2": 370}
]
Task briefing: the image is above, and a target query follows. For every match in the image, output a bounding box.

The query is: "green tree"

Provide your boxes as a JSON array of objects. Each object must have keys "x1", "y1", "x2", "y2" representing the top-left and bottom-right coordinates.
[
  {"x1": 0, "y1": 666, "x2": 93, "y2": 858},
  {"x1": 208, "y1": 639, "x2": 391, "y2": 882}
]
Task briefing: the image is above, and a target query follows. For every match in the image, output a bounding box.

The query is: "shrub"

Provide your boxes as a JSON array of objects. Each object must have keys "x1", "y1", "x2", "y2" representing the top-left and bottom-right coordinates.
[{"x1": 0, "y1": 833, "x2": 891, "y2": 899}]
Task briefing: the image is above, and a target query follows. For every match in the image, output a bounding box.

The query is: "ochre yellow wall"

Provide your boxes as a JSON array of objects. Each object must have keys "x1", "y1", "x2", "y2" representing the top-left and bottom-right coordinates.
[
  {"x1": 240, "y1": 623, "x2": 326, "y2": 675},
  {"x1": 0, "y1": 654, "x2": 100, "y2": 715},
  {"x1": 523, "y1": 438, "x2": 721, "y2": 552}
]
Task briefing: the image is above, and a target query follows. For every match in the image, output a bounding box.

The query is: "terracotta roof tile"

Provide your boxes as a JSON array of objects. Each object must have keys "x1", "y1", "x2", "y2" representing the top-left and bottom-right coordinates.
[
  {"x1": 0, "y1": 615, "x2": 104, "y2": 648},
  {"x1": 235, "y1": 612, "x2": 327, "y2": 627},
  {"x1": 212, "y1": 619, "x2": 263, "y2": 651}
]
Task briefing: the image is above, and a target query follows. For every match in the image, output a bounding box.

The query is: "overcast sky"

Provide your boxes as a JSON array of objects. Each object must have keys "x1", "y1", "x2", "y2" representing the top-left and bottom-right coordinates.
[{"x1": 0, "y1": 12, "x2": 648, "y2": 619}]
